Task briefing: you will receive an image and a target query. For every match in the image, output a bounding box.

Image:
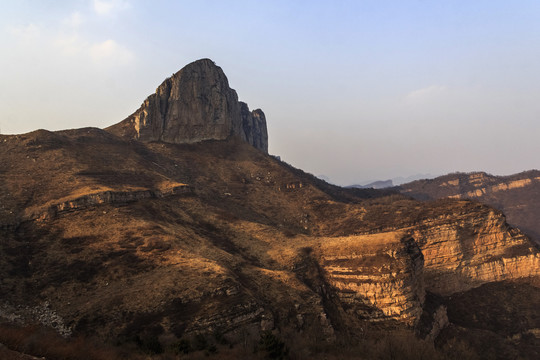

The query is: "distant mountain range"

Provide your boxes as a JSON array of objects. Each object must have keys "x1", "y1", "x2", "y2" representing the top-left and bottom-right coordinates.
[
  {"x1": 347, "y1": 179, "x2": 394, "y2": 189},
  {"x1": 348, "y1": 173, "x2": 436, "y2": 189}
]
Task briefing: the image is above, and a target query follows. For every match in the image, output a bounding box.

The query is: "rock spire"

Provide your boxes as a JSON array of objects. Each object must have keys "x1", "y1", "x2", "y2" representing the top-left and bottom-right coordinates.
[{"x1": 107, "y1": 59, "x2": 268, "y2": 152}]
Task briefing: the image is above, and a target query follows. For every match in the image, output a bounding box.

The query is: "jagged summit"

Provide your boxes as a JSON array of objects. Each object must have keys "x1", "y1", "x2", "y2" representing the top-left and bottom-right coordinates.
[{"x1": 107, "y1": 59, "x2": 268, "y2": 152}]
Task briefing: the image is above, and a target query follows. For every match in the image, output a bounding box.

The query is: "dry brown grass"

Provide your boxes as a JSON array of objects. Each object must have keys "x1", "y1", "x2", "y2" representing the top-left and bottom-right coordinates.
[
  {"x1": 1, "y1": 129, "x2": 539, "y2": 358},
  {"x1": 0, "y1": 323, "x2": 139, "y2": 360},
  {"x1": 0, "y1": 322, "x2": 477, "y2": 360}
]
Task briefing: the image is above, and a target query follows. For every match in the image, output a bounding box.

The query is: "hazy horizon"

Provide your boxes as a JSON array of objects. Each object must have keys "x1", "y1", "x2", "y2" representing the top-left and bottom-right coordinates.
[{"x1": 2, "y1": 1, "x2": 540, "y2": 185}]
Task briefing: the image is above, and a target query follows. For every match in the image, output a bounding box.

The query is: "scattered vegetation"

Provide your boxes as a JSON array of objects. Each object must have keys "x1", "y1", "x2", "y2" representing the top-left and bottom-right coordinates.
[
  {"x1": 2, "y1": 128, "x2": 539, "y2": 359},
  {"x1": 134, "y1": 334, "x2": 163, "y2": 355},
  {"x1": 0, "y1": 323, "x2": 135, "y2": 360},
  {"x1": 257, "y1": 331, "x2": 289, "y2": 359},
  {"x1": 170, "y1": 338, "x2": 192, "y2": 354},
  {"x1": 0, "y1": 321, "x2": 522, "y2": 360}
]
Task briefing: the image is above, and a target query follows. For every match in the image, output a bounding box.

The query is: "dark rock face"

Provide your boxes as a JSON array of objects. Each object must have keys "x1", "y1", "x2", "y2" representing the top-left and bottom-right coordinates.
[
  {"x1": 240, "y1": 102, "x2": 268, "y2": 153},
  {"x1": 107, "y1": 59, "x2": 268, "y2": 152}
]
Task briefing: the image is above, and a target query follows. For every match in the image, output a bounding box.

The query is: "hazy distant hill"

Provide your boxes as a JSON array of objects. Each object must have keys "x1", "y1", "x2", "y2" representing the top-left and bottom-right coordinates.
[
  {"x1": 348, "y1": 174, "x2": 436, "y2": 190},
  {"x1": 397, "y1": 171, "x2": 540, "y2": 244},
  {"x1": 392, "y1": 173, "x2": 437, "y2": 185},
  {"x1": 347, "y1": 179, "x2": 394, "y2": 189}
]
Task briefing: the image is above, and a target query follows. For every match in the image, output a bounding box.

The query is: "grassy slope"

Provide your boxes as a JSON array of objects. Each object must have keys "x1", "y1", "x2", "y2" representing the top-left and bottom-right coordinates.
[{"x1": 1, "y1": 129, "x2": 539, "y2": 359}]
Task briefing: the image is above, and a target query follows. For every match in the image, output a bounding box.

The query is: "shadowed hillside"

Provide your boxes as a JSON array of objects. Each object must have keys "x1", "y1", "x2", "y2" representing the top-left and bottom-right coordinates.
[{"x1": 1, "y1": 59, "x2": 539, "y2": 359}]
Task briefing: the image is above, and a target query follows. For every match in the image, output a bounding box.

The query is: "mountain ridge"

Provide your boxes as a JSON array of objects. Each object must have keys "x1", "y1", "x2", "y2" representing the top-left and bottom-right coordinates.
[
  {"x1": 106, "y1": 59, "x2": 268, "y2": 153},
  {"x1": 397, "y1": 170, "x2": 540, "y2": 244},
  {"x1": 1, "y1": 60, "x2": 539, "y2": 358}
]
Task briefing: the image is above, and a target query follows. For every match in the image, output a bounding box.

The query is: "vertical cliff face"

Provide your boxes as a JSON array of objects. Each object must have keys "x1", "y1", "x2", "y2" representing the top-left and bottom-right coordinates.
[
  {"x1": 316, "y1": 233, "x2": 425, "y2": 326},
  {"x1": 411, "y1": 205, "x2": 540, "y2": 295},
  {"x1": 106, "y1": 59, "x2": 268, "y2": 152},
  {"x1": 4, "y1": 57, "x2": 540, "y2": 356},
  {"x1": 240, "y1": 102, "x2": 268, "y2": 153}
]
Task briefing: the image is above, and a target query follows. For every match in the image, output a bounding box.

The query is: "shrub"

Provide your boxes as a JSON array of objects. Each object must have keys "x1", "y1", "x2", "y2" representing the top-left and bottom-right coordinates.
[
  {"x1": 207, "y1": 344, "x2": 218, "y2": 354},
  {"x1": 170, "y1": 338, "x2": 192, "y2": 354},
  {"x1": 135, "y1": 334, "x2": 163, "y2": 355},
  {"x1": 258, "y1": 331, "x2": 288, "y2": 360},
  {"x1": 193, "y1": 333, "x2": 208, "y2": 351}
]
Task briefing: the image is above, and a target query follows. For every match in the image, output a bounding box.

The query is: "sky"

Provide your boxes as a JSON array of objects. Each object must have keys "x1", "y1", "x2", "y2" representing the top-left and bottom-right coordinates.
[{"x1": 1, "y1": 0, "x2": 540, "y2": 185}]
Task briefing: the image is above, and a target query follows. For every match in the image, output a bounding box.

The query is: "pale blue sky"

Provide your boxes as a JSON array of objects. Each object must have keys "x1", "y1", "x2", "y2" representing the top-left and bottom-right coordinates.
[{"x1": 1, "y1": 1, "x2": 540, "y2": 185}]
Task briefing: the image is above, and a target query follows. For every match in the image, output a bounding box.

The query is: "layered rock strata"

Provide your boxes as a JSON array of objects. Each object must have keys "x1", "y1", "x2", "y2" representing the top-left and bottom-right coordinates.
[
  {"x1": 397, "y1": 170, "x2": 540, "y2": 243},
  {"x1": 411, "y1": 205, "x2": 540, "y2": 295},
  {"x1": 317, "y1": 233, "x2": 425, "y2": 325},
  {"x1": 2, "y1": 58, "x2": 540, "y2": 352},
  {"x1": 107, "y1": 59, "x2": 268, "y2": 152},
  {"x1": 23, "y1": 183, "x2": 191, "y2": 222},
  {"x1": 399, "y1": 171, "x2": 540, "y2": 200}
]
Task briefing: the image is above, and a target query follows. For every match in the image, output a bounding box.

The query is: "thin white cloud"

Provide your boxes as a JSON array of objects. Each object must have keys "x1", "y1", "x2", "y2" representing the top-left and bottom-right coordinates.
[
  {"x1": 54, "y1": 33, "x2": 85, "y2": 56},
  {"x1": 404, "y1": 85, "x2": 447, "y2": 103},
  {"x1": 63, "y1": 12, "x2": 84, "y2": 28},
  {"x1": 90, "y1": 39, "x2": 134, "y2": 65},
  {"x1": 7, "y1": 23, "x2": 40, "y2": 40},
  {"x1": 54, "y1": 33, "x2": 134, "y2": 66},
  {"x1": 93, "y1": 0, "x2": 130, "y2": 16},
  {"x1": 6, "y1": 1, "x2": 136, "y2": 67}
]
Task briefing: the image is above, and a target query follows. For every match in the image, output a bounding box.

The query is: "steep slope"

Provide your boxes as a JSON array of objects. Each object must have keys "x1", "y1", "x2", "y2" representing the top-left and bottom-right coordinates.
[
  {"x1": 397, "y1": 171, "x2": 540, "y2": 243},
  {"x1": 107, "y1": 59, "x2": 268, "y2": 153},
  {"x1": 1, "y1": 60, "x2": 539, "y2": 358},
  {"x1": 0, "y1": 130, "x2": 430, "y2": 356},
  {"x1": 1, "y1": 130, "x2": 538, "y2": 349}
]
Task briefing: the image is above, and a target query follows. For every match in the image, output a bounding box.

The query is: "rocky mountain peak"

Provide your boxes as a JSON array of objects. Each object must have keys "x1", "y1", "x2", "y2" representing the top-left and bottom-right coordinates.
[{"x1": 107, "y1": 59, "x2": 268, "y2": 152}]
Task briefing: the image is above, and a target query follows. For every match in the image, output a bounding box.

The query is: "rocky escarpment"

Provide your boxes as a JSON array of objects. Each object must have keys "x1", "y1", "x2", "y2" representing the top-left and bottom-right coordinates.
[
  {"x1": 399, "y1": 171, "x2": 540, "y2": 200},
  {"x1": 397, "y1": 170, "x2": 540, "y2": 244},
  {"x1": 240, "y1": 102, "x2": 268, "y2": 153},
  {"x1": 410, "y1": 204, "x2": 540, "y2": 295},
  {"x1": 24, "y1": 183, "x2": 191, "y2": 223},
  {"x1": 309, "y1": 202, "x2": 538, "y2": 325},
  {"x1": 315, "y1": 233, "x2": 425, "y2": 326},
  {"x1": 2, "y1": 60, "x2": 540, "y2": 357},
  {"x1": 107, "y1": 59, "x2": 268, "y2": 153}
]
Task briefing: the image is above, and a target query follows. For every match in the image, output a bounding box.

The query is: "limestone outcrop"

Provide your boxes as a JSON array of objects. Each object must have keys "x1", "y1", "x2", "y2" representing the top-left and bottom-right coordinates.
[
  {"x1": 411, "y1": 205, "x2": 540, "y2": 295},
  {"x1": 317, "y1": 233, "x2": 425, "y2": 325},
  {"x1": 3, "y1": 61, "x2": 540, "y2": 357},
  {"x1": 240, "y1": 102, "x2": 268, "y2": 153},
  {"x1": 309, "y1": 202, "x2": 539, "y2": 324},
  {"x1": 397, "y1": 170, "x2": 540, "y2": 243},
  {"x1": 23, "y1": 183, "x2": 191, "y2": 222},
  {"x1": 107, "y1": 59, "x2": 268, "y2": 152}
]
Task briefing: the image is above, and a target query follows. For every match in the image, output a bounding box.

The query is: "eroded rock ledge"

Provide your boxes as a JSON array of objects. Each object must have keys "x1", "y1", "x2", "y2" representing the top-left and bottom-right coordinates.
[
  {"x1": 23, "y1": 184, "x2": 192, "y2": 222},
  {"x1": 318, "y1": 233, "x2": 425, "y2": 326},
  {"x1": 411, "y1": 206, "x2": 540, "y2": 295}
]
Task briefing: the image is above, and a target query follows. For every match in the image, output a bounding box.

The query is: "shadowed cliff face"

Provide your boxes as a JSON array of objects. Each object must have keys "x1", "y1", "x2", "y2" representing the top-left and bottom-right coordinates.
[
  {"x1": 240, "y1": 102, "x2": 268, "y2": 153},
  {"x1": 107, "y1": 59, "x2": 268, "y2": 153}
]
